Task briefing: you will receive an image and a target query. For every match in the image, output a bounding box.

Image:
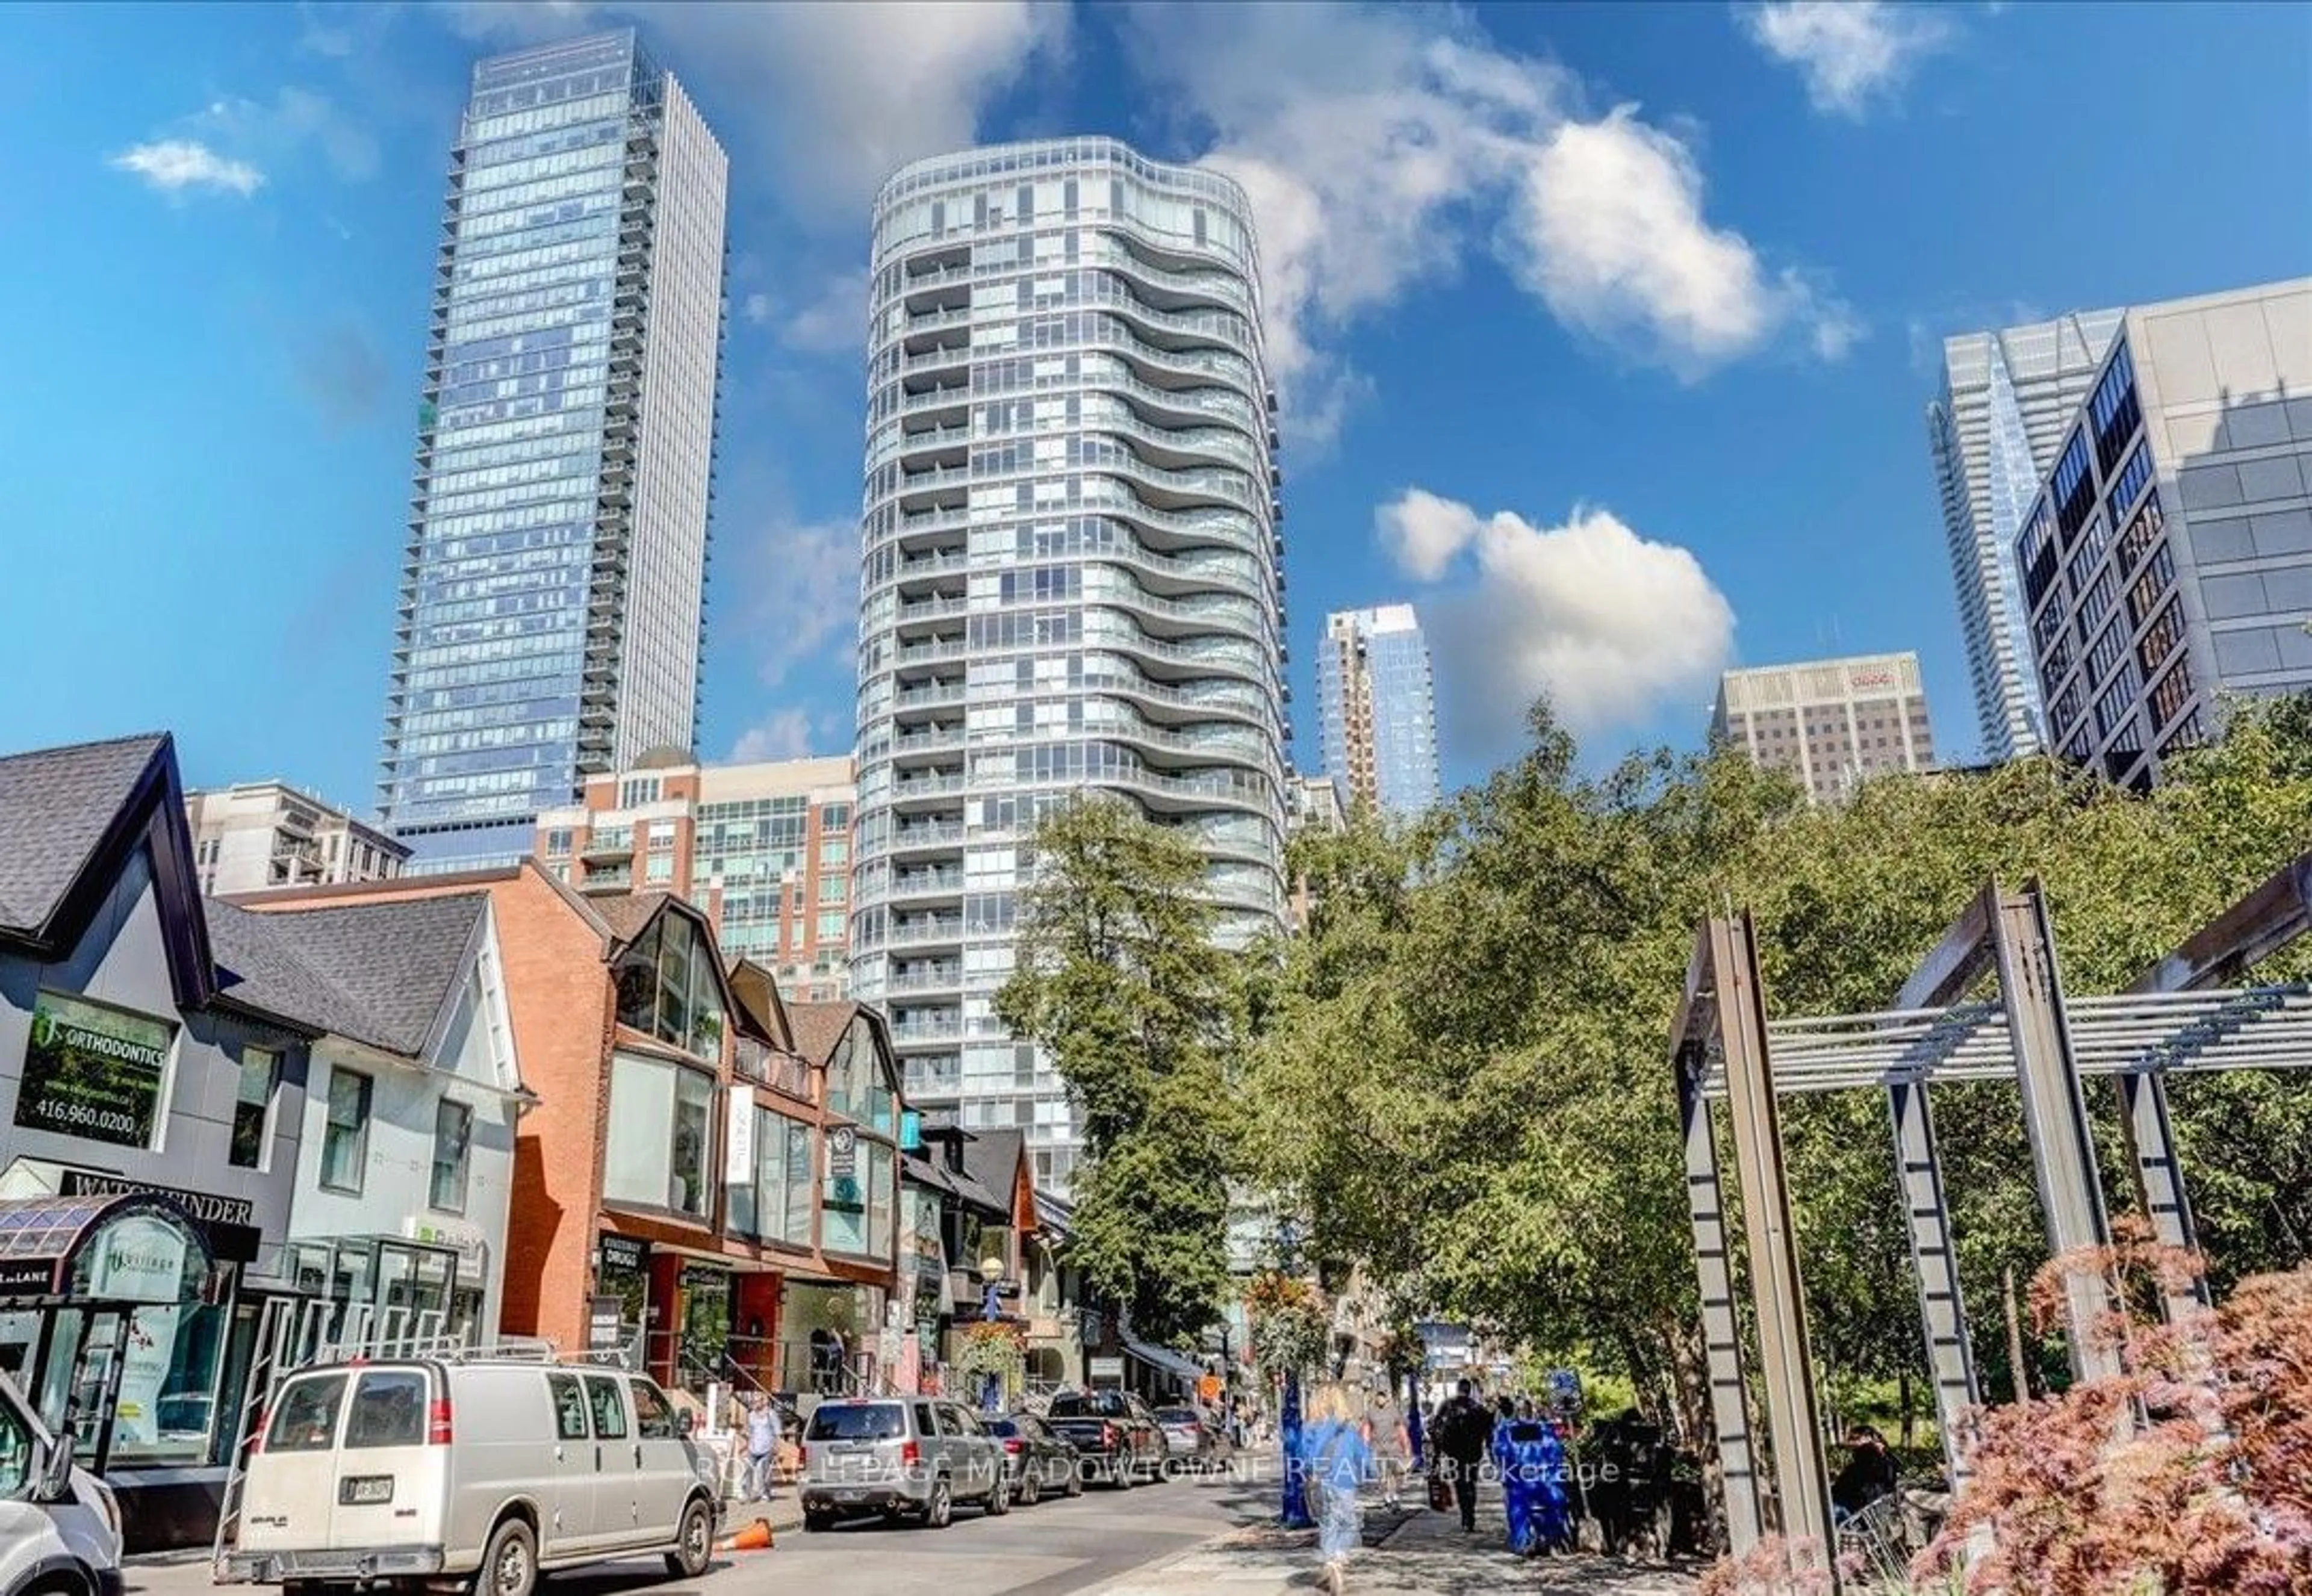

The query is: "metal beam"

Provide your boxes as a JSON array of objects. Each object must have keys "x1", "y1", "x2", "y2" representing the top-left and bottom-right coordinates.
[
  {"x1": 1678, "y1": 1019, "x2": 1765, "y2": 1554},
  {"x1": 1715, "y1": 914, "x2": 1836, "y2": 1554},
  {"x1": 1894, "y1": 883, "x2": 1999, "y2": 1013},
  {"x1": 1886, "y1": 1079, "x2": 1979, "y2": 1485},
  {"x1": 2116, "y1": 1069, "x2": 2210, "y2": 1320},
  {"x1": 2128, "y1": 849, "x2": 2312, "y2": 996},
  {"x1": 1992, "y1": 883, "x2": 2120, "y2": 1382}
]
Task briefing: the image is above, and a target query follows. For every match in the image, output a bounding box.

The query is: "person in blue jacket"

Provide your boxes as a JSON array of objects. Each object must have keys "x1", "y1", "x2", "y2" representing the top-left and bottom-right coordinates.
[{"x1": 1499, "y1": 1403, "x2": 1573, "y2": 1556}]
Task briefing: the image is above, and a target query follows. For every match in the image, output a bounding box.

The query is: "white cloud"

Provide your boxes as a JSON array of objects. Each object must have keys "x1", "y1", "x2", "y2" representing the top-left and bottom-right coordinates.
[
  {"x1": 742, "y1": 293, "x2": 773, "y2": 327},
  {"x1": 110, "y1": 140, "x2": 264, "y2": 197},
  {"x1": 449, "y1": 2, "x2": 1069, "y2": 219},
  {"x1": 746, "y1": 275, "x2": 869, "y2": 355},
  {"x1": 1125, "y1": 4, "x2": 1856, "y2": 436},
  {"x1": 730, "y1": 707, "x2": 816, "y2": 763},
  {"x1": 1738, "y1": 1, "x2": 1957, "y2": 117},
  {"x1": 1377, "y1": 488, "x2": 1735, "y2": 750},
  {"x1": 1503, "y1": 107, "x2": 1857, "y2": 378},
  {"x1": 733, "y1": 517, "x2": 858, "y2": 693}
]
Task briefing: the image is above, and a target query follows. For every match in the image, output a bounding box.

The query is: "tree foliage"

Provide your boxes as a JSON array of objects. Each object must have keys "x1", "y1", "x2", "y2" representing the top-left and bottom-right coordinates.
[
  {"x1": 1246, "y1": 697, "x2": 2312, "y2": 1441},
  {"x1": 995, "y1": 796, "x2": 1241, "y2": 1347}
]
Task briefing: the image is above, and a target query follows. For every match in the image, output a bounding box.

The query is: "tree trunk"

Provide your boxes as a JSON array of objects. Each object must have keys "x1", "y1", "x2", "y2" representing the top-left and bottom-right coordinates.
[
  {"x1": 2003, "y1": 1268, "x2": 2031, "y2": 1403},
  {"x1": 1898, "y1": 1366, "x2": 1915, "y2": 1452}
]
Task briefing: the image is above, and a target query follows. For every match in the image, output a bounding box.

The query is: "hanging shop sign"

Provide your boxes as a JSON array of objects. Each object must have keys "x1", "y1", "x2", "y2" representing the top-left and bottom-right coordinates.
[
  {"x1": 588, "y1": 1296, "x2": 624, "y2": 1352},
  {"x1": 725, "y1": 1087, "x2": 755, "y2": 1183},
  {"x1": 14, "y1": 993, "x2": 176, "y2": 1150},
  {"x1": 828, "y1": 1125, "x2": 858, "y2": 1180},
  {"x1": 598, "y1": 1234, "x2": 649, "y2": 1276}
]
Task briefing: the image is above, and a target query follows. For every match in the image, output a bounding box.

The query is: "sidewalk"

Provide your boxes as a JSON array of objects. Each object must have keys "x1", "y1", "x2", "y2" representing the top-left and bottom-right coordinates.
[{"x1": 1090, "y1": 1496, "x2": 1696, "y2": 1595}]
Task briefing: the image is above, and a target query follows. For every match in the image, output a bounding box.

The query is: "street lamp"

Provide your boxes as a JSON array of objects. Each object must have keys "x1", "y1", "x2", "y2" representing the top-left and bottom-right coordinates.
[{"x1": 1275, "y1": 1219, "x2": 1310, "y2": 1530}]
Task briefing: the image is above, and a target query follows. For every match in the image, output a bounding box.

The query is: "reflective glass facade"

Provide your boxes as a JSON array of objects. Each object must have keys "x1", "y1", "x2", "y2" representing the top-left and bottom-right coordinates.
[
  {"x1": 1925, "y1": 309, "x2": 2124, "y2": 762},
  {"x1": 379, "y1": 31, "x2": 727, "y2": 871},
  {"x1": 1316, "y1": 605, "x2": 1441, "y2": 819},
  {"x1": 850, "y1": 139, "x2": 1289, "y2": 1193}
]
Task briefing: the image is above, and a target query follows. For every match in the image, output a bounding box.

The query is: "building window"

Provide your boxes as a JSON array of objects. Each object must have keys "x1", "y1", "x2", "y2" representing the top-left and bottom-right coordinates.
[
  {"x1": 646, "y1": 854, "x2": 673, "y2": 884},
  {"x1": 817, "y1": 876, "x2": 847, "y2": 904},
  {"x1": 620, "y1": 777, "x2": 661, "y2": 808},
  {"x1": 603, "y1": 1052, "x2": 716, "y2": 1219},
  {"x1": 229, "y1": 1047, "x2": 278, "y2": 1170},
  {"x1": 430, "y1": 1100, "x2": 473, "y2": 1213},
  {"x1": 545, "y1": 828, "x2": 573, "y2": 857},
  {"x1": 647, "y1": 821, "x2": 676, "y2": 850},
  {"x1": 322, "y1": 1068, "x2": 373, "y2": 1193},
  {"x1": 819, "y1": 803, "x2": 851, "y2": 828},
  {"x1": 818, "y1": 840, "x2": 850, "y2": 866},
  {"x1": 816, "y1": 911, "x2": 847, "y2": 941},
  {"x1": 612, "y1": 913, "x2": 727, "y2": 1061}
]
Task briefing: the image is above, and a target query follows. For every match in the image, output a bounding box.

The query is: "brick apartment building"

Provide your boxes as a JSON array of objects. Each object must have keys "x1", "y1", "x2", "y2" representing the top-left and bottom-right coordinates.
[
  {"x1": 245, "y1": 862, "x2": 901, "y2": 1395},
  {"x1": 535, "y1": 751, "x2": 855, "y2": 1001}
]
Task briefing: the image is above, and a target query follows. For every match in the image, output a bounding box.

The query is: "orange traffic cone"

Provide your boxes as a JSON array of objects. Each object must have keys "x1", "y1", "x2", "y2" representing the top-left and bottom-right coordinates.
[{"x1": 719, "y1": 1517, "x2": 773, "y2": 1553}]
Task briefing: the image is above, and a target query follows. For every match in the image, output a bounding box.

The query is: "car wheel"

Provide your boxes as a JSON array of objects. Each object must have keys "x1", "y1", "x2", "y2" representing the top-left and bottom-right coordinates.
[
  {"x1": 1064, "y1": 1463, "x2": 1084, "y2": 1498},
  {"x1": 921, "y1": 1476, "x2": 954, "y2": 1529},
  {"x1": 804, "y1": 1510, "x2": 836, "y2": 1533},
  {"x1": 474, "y1": 1518, "x2": 537, "y2": 1596},
  {"x1": 986, "y1": 1467, "x2": 1012, "y2": 1516},
  {"x1": 1019, "y1": 1467, "x2": 1042, "y2": 1507},
  {"x1": 665, "y1": 1497, "x2": 713, "y2": 1579}
]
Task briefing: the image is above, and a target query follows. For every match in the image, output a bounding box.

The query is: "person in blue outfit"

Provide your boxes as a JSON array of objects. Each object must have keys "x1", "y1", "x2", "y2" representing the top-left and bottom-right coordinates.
[
  {"x1": 1500, "y1": 1404, "x2": 1573, "y2": 1557},
  {"x1": 1299, "y1": 1382, "x2": 1373, "y2": 1596}
]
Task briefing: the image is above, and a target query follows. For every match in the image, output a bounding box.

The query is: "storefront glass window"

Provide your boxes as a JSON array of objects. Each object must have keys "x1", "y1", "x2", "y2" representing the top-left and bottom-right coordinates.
[
  {"x1": 229, "y1": 1046, "x2": 278, "y2": 1170},
  {"x1": 322, "y1": 1068, "x2": 373, "y2": 1193},
  {"x1": 671, "y1": 1070, "x2": 712, "y2": 1218},
  {"x1": 603, "y1": 1054, "x2": 716, "y2": 1220},
  {"x1": 430, "y1": 1100, "x2": 473, "y2": 1213},
  {"x1": 0, "y1": 1397, "x2": 28, "y2": 1493},
  {"x1": 783, "y1": 1119, "x2": 815, "y2": 1249}
]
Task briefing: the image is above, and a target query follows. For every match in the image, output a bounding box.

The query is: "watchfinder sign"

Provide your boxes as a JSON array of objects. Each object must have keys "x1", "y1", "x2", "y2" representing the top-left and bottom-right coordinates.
[{"x1": 14, "y1": 993, "x2": 175, "y2": 1149}]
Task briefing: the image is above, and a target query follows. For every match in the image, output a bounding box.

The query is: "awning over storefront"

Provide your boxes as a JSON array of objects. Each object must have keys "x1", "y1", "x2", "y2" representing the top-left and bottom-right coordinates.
[
  {"x1": 0, "y1": 1193, "x2": 213, "y2": 1303},
  {"x1": 1123, "y1": 1336, "x2": 1205, "y2": 1384}
]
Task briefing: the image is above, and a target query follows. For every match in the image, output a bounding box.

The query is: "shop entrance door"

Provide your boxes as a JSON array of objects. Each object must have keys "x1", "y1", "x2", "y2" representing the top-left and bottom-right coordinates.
[
  {"x1": 37, "y1": 1309, "x2": 129, "y2": 1464},
  {"x1": 675, "y1": 1267, "x2": 730, "y2": 1392}
]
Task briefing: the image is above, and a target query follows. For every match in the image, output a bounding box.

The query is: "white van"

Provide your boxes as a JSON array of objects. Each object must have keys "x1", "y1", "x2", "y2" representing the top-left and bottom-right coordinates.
[
  {"x1": 220, "y1": 1359, "x2": 719, "y2": 1596},
  {"x1": 0, "y1": 1371, "x2": 123, "y2": 1596}
]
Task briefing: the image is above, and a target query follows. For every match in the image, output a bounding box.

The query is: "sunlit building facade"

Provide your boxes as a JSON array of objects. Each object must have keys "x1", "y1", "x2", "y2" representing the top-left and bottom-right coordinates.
[
  {"x1": 379, "y1": 31, "x2": 728, "y2": 872},
  {"x1": 850, "y1": 138, "x2": 1288, "y2": 1192},
  {"x1": 1316, "y1": 604, "x2": 1441, "y2": 818}
]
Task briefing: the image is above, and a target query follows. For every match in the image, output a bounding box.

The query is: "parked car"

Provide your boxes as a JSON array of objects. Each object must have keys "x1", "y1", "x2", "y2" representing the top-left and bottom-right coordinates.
[
  {"x1": 800, "y1": 1399, "x2": 1010, "y2": 1531},
  {"x1": 0, "y1": 1371, "x2": 122, "y2": 1596},
  {"x1": 1042, "y1": 1391, "x2": 1165, "y2": 1488},
  {"x1": 1152, "y1": 1406, "x2": 1223, "y2": 1472},
  {"x1": 220, "y1": 1358, "x2": 720, "y2": 1596},
  {"x1": 984, "y1": 1414, "x2": 1082, "y2": 1505}
]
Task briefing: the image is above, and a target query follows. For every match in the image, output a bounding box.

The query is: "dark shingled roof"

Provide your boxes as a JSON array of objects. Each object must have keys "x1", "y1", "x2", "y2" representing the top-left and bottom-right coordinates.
[
  {"x1": 0, "y1": 734, "x2": 167, "y2": 934},
  {"x1": 787, "y1": 1000, "x2": 862, "y2": 1066},
  {"x1": 589, "y1": 891, "x2": 673, "y2": 946},
  {"x1": 959, "y1": 1128, "x2": 1027, "y2": 1216},
  {"x1": 208, "y1": 894, "x2": 489, "y2": 1056}
]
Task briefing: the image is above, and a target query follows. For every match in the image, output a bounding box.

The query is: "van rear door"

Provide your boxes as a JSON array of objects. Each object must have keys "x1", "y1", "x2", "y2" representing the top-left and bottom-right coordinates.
[
  {"x1": 328, "y1": 1367, "x2": 445, "y2": 1549},
  {"x1": 238, "y1": 1373, "x2": 350, "y2": 1552}
]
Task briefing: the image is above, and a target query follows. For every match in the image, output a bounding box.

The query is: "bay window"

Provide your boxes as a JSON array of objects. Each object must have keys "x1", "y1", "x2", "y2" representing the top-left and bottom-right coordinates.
[{"x1": 603, "y1": 1052, "x2": 716, "y2": 1219}]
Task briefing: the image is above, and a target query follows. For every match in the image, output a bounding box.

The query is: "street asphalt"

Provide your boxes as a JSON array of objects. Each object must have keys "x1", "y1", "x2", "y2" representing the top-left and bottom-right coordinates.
[{"x1": 128, "y1": 1473, "x2": 1261, "y2": 1596}]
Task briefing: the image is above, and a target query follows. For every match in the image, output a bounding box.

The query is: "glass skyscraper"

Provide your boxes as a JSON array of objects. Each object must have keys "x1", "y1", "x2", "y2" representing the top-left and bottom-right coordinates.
[
  {"x1": 850, "y1": 138, "x2": 1288, "y2": 1193},
  {"x1": 1316, "y1": 604, "x2": 1441, "y2": 819},
  {"x1": 1926, "y1": 309, "x2": 2124, "y2": 762},
  {"x1": 379, "y1": 30, "x2": 728, "y2": 870}
]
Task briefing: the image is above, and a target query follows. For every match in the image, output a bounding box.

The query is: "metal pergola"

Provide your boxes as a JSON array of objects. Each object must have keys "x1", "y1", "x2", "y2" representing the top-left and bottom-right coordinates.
[{"x1": 1668, "y1": 850, "x2": 2312, "y2": 1564}]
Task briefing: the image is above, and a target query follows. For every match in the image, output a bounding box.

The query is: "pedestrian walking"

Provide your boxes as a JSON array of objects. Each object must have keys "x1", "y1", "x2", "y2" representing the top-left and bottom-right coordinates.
[
  {"x1": 1366, "y1": 1390, "x2": 1409, "y2": 1511},
  {"x1": 742, "y1": 1393, "x2": 781, "y2": 1502},
  {"x1": 1300, "y1": 1382, "x2": 1374, "y2": 1596},
  {"x1": 1429, "y1": 1379, "x2": 1492, "y2": 1533}
]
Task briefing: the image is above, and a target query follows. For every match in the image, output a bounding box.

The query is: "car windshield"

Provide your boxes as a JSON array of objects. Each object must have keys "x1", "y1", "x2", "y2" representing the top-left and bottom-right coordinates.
[
  {"x1": 1047, "y1": 1392, "x2": 1130, "y2": 1418},
  {"x1": 806, "y1": 1403, "x2": 904, "y2": 1441}
]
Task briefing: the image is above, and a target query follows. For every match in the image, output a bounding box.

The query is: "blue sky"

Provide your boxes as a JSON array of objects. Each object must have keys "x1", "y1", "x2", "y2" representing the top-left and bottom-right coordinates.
[{"x1": 2, "y1": 1, "x2": 2306, "y2": 804}]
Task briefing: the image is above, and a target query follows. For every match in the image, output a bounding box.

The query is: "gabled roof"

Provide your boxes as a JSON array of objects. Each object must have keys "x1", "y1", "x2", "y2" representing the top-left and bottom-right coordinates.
[
  {"x1": 0, "y1": 732, "x2": 215, "y2": 1008},
  {"x1": 959, "y1": 1128, "x2": 1029, "y2": 1214},
  {"x1": 0, "y1": 733, "x2": 169, "y2": 933},
  {"x1": 725, "y1": 957, "x2": 795, "y2": 1052},
  {"x1": 207, "y1": 894, "x2": 489, "y2": 1057},
  {"x1": 589, "y1": 890, "x2": 674, "y2": 947},
  {"x1": 786, "y1": 1000, "x2": 862, "y2": 1067}
]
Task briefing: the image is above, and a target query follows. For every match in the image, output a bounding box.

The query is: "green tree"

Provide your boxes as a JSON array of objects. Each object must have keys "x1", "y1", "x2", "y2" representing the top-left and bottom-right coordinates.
[{"x1": 995, "y1": 797, "x2": 1241, "y2": 1347}]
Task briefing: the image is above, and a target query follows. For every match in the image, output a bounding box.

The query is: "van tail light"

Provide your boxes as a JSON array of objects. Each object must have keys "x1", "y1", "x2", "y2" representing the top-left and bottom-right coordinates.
[
  {"x1": 249, "y1": 1411, "x2": 267, "y2": 1455},
  {"x1": 900, "y1": 1439, "x2": 920, "y2": 1469},
  {"x1": 1003, "y1": 1438, "x2": 1022, "y2": 1455},
  {"x1": 1101, "y1": 1423, "x2": 1118, "y2": 1450},
  {"x1": 427, "y1": 1397, "x2": 454, "y2": 1446}
]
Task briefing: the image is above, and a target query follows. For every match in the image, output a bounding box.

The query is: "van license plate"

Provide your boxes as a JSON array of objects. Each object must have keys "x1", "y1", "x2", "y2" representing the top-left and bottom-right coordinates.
[{"x1": 341, "y1": 1477, "x2": 394, "y2": 1506}]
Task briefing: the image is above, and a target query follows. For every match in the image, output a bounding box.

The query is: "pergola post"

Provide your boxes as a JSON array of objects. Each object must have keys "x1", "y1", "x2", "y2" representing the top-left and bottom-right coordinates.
[
  {"x1": 2115, "y1": 1071, "x2": 2210, "y2": 1321},
  {"x1": 1713, "y1": 914, "x2": 1836, "y2": 1556},
  {"x1": 1991, "y1": 883, "x2": 2119, "y2": 1382},
  {"x1": 1885, "y1": 1078, "x2": 1979, "y2": 1483},
  {"x1": 1678, "y1": 1034, "x2": 1765, "y2": 1554}
]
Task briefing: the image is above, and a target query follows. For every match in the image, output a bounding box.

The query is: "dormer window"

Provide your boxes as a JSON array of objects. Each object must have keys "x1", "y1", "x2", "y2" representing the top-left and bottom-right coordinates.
[{"x1": 612, "y1": 913, "x2": 726, "y2": 1061}]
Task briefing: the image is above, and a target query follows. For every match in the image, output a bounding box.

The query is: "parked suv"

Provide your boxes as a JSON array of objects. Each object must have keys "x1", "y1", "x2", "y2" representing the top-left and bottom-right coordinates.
[
  {"x1": 219, "y1": 1358, "x2": 719, "y2": 1596},
  {"x1": 0, "y1": 1373, "x2": 122, "y2": 1596},
  {"x1": 800, "y1": 1399, "x2": 1009, "y2": 1532}
]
